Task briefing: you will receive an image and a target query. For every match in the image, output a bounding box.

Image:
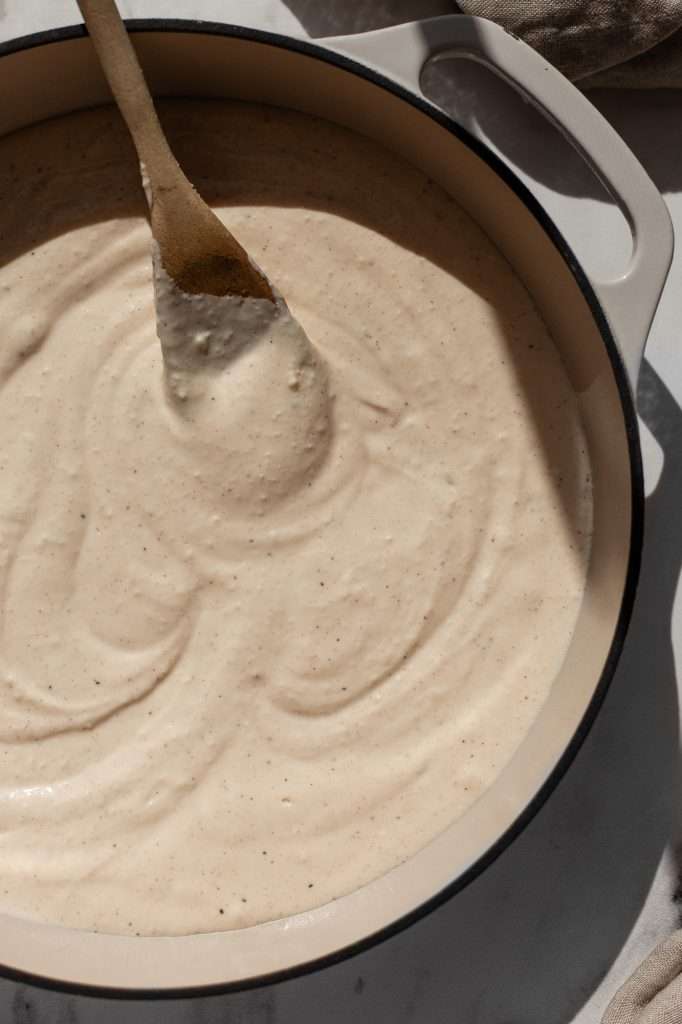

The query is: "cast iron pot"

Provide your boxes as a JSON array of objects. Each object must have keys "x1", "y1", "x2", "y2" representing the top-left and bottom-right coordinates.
[{"x1": 0, "y1": 12, "x2": 673, "y2": 997}]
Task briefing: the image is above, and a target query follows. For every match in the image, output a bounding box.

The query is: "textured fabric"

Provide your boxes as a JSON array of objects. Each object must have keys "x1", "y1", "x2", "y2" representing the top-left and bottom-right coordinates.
[
  {"x1": 603, "y1": 932, "x2": 682, "y2": 1023},
  {"x1": 456, "y1": 0, "x2": 682, "y2": 86}
]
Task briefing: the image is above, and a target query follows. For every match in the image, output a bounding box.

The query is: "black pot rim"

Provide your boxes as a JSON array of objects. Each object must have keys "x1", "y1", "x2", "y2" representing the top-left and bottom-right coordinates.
[{"x1": 0, "y1": 18, "x2": 644, "y2": 1001}]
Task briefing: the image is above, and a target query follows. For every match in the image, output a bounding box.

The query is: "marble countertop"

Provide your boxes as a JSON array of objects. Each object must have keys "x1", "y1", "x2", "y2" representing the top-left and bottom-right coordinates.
[{"x1": 2, "y1": 2, "x2": 682, "y2": 1021}]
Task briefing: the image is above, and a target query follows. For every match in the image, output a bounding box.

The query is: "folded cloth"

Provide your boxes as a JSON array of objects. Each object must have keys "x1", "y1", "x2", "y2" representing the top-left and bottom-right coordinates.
[
  {"x1": 455, "y1": 0, "x2": 682, "y2": 86},
  {"x1": 603, "y1": 932, "x2": 682, "y2": 1023}
]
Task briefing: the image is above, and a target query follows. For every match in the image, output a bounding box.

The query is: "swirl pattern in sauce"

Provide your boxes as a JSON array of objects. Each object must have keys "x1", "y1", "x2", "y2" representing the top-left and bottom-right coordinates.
[{"x1": 0, "y1": 101, "x2": 591, "y2": 935}]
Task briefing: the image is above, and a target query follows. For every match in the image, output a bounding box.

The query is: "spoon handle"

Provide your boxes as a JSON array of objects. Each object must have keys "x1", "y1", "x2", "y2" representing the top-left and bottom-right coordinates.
[
  {"x1": 77, "y1": 0, "x2": 274, "y2": 299},
  {"x1": 76, "y1": 0, "x2": 179, "y2": 192}
]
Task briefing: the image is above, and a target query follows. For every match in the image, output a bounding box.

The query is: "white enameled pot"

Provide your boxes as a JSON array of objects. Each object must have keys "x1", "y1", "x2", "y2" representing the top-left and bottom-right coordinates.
[{"x1": 0, "y1": 14, "x2": 673, "y2": 996}]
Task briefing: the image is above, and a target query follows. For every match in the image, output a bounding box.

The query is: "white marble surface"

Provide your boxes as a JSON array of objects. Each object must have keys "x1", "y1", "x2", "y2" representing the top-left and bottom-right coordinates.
[{"x1": 1, "y1": 2, "x2": 682, "y2": 1021}]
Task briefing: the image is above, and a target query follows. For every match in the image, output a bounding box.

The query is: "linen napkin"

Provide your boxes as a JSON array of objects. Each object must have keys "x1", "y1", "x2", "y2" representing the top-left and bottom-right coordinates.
[
  {"x1": 456, "y1": 0, "x2": 682, "y2": 86},
  {"x1": 603, "y1": 933, "x2": 682, "y2": 1023}
]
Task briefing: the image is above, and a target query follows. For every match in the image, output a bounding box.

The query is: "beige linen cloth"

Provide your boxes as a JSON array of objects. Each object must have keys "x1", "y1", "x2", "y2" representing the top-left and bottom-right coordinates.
[
  {"x1": 456, "y1": 0, "x2": 682, "y2": 86},
  {"x1": 452, "y1": 6, "x2": 682, "y2": 1021},
  {"x1": 599, "y1": 933, "x2": 682, "y2": 1023}
]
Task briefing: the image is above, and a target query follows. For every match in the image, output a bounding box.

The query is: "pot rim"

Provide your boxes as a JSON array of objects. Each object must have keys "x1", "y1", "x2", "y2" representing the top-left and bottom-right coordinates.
[{"x1": 0, "y1": 19, "x2": 644, "y2": 999}]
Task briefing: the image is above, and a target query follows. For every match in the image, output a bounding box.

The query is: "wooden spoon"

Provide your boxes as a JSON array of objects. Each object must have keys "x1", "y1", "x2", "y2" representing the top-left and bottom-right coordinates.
[{"x1": 77, "y1": 0, "x2": 274, "y2": 301}]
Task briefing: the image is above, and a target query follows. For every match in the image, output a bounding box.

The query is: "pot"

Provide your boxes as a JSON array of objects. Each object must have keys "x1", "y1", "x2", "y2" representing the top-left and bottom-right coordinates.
[{"x1": 0, "y1": 13, "x2": 673, "y2": 997}]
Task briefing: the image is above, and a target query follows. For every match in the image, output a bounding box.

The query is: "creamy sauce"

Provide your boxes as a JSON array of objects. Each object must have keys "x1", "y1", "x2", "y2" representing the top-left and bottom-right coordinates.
[{"x1": 0, "y1": 101, "x2": 591, "y2": 936}]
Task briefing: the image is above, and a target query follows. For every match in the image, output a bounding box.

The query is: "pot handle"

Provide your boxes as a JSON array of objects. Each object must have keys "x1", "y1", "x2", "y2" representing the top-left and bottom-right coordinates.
[{"x1": 321, "y1": 15, "x2": 673, "y2": 390}]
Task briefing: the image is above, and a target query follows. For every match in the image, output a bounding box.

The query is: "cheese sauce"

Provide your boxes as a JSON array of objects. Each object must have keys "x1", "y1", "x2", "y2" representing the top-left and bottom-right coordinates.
[{"x1": 0, "y1": 101, "x2": 591, "y2": 935}]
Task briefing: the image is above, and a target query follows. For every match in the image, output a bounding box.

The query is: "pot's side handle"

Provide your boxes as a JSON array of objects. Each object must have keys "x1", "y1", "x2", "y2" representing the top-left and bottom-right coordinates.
[{"x1": 321, "y1": 15, "x2": 673, "y2": 390}]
